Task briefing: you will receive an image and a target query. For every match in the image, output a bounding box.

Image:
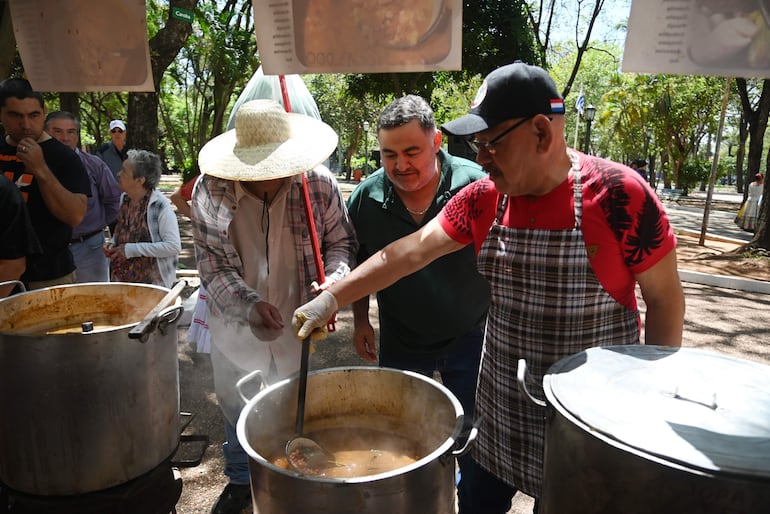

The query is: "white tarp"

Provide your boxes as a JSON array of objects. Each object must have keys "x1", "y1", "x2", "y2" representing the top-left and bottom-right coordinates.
[
  {"x1": 252, "y1": 0, "x2": 462, "y2": 75},
  {"x1": 623, "y1": 0, "x2": 770, "y2": 78}
]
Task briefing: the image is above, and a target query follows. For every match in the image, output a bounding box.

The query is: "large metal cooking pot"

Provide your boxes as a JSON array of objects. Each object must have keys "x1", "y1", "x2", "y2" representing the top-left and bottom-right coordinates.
[
  {"x1": 530, "y1": 345, "x2": 770, "y2": 513},
  {"x1": 0, "y1": 282, "x2": 183, "y2": 496},
  {"x1": 236, "y1": 366, "x2": 474, "y2": 514}
]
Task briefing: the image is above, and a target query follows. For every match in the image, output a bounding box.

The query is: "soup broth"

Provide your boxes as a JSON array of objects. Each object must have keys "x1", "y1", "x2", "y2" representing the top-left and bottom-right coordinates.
[{"x1": 273, "y1": 426, "x2": 425, "y2": 478}]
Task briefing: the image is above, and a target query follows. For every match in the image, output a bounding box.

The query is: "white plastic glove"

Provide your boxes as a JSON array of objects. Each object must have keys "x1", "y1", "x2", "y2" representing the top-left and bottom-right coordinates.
[{"x1": 292, "y1": 290, "x2": 338, "y2": 341}]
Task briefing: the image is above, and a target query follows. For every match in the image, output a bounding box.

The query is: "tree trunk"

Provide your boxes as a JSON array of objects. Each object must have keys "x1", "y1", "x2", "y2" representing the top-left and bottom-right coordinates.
[
  {"x1": 0, "y1": 1, "x2": 16, "y2": 79},
  {"x1": 752, "y1": 183, "x2": 769, "y2": 248},
  {"x1": 755, "y1": 154, "x2": 770, "y2": 247},
  {"x1": 128, "y1": 91, "x2": 161, "y2": 154},
  {"x1": 736, "y1": 114, "x2": 748, "y2": 192},
  {"x1": 661, "y1": 151, "x2": 671, "y2": 189},
  {"x1": 127, "y1": 0, "x2": 198, "y2": 155},
  {"x1": 57, "y1": 92, "x2": 80, "y2": 148},
  {"x1": 735, "y1": 78, "x2": 770, "y2": 198}
]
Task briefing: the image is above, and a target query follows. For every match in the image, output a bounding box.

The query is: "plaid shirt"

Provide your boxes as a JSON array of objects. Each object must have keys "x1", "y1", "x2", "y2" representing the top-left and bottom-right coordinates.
[{"x1": 191, "y1": 166, "x2": 357, "y2": 319}]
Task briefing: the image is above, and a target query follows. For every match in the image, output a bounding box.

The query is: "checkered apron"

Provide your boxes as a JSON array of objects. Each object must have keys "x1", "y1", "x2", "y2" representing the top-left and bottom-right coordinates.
[{"x1": 474, "y1": 155, "x2": 640, "y2": 497}]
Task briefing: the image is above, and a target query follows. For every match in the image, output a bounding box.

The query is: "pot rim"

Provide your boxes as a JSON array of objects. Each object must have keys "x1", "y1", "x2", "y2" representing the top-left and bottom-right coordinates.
[
  {"x1": 236, "y1": 366, "x2": 464, "y2": 483},
  {"x1": 0, "y1": 282, "x2": 172, "y2": 336}
]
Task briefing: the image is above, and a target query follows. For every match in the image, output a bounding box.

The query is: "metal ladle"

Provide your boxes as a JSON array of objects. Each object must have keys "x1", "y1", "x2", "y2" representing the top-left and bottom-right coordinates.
[{"x1": 285, "y1": 337, "x2": 336, "y2": 472}]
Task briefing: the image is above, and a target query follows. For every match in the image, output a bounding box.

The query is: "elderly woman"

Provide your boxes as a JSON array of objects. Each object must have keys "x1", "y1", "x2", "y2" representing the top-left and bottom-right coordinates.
[{"x1": 104, "y1": 149, "x2": 180, "y2": 287}]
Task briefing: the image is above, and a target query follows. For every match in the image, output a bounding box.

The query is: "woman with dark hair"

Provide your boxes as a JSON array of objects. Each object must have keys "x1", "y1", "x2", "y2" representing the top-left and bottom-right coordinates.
[{"x1": 104, "y1": 149, "x2": 181, "y2": 287}]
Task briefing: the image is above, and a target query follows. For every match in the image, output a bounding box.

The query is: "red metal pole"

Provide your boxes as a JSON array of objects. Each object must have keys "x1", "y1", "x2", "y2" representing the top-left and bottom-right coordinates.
[{"x1": 278, "y1": 75, "x2": 335, "y2": 331}]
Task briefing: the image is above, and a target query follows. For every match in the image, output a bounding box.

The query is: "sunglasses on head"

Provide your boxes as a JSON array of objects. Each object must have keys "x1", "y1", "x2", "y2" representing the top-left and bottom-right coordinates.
[{"x1": 110, "y1": 128, "x2": 124, "y2": 133}]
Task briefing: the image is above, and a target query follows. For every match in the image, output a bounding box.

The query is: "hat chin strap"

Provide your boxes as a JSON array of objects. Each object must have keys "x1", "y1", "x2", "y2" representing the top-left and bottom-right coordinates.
[{"x1": 242, "y1": 177, "x2": 287, "y2": 202}]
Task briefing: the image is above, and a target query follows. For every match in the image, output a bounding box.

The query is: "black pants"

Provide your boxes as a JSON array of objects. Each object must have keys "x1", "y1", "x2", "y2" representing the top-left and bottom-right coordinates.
[{"x1": 458, "y1": 461, "x2": 540, "y2": 514}]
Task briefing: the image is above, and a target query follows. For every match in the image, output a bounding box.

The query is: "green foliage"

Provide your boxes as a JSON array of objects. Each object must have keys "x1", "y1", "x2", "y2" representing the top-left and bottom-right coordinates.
[
  {"x1": 462, "y1": 0, "x2": 539, "y2": 70},
  {"x1": 550, "y1": 41, "x2": 624, "y2": 155},
  {"x1": 159, "y1": 0, "x2": 256, "y2": 173},
  {"x1": 651, "y1": 75, "x2": 724, "y2": 185},
  {"x1": 180, "y1": 162, "x2": 199, "y2": 182},
  {"x1": 717, "y1": 153, "x2": 737, "y2": 181},
  {"x1": 680, "y1": 159, "x2": 711, "y2": 195},
  {"x1": 579, "y1": 68, "x2": 725, "y2": 188},
  {"x1": 146, "y1": 0, "x2": 164, "y2": 38},
  {"x1": 431, "y1": 73, "x2": 483, "y2": 128},
  {"x1": 306, "y1": 73, "x2": 382, "y2": 177},
  {"x1": 79, "y1": 92, "x2": 128, "y2": 150}
]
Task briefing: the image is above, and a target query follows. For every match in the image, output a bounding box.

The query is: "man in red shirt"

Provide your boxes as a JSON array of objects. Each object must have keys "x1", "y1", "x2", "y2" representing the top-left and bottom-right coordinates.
[{"x1": 293, "y1": 62, "x2": 685, "y2": 513}]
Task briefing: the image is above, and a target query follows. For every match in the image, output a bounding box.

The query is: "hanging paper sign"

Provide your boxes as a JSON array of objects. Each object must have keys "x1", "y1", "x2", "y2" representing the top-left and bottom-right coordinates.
[
  {"x1": 623, "y1": 0, "x2": 770, "y2": 78},
  {"x1": 9, "y1": 0, "x2": 154, "y2": 92},
  {"x1": 252, "y1": 0, "x2": 462, "y2": 75}
]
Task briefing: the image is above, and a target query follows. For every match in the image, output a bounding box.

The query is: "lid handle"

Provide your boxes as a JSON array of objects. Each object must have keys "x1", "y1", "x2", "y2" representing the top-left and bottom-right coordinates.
[{"x1": 672, "y1": 385, "x2": 718, "y2": 410}]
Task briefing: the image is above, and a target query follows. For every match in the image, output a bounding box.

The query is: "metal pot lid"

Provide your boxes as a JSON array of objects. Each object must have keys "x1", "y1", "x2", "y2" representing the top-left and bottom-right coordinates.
[{"x1": 545, "y1": 345, "x2": 770, "y2": 478}]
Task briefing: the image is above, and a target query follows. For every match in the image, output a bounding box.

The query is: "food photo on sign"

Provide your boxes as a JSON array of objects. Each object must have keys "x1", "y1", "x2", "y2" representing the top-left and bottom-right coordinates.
[
  {"x1": 688, "y1": 0, "x2": 770, "y2": 68},
  {"x1": 252, "y1": 0, "x2": 462, "y2": 75},
  {"x1": 623, "y1": 0, "x2": 770, "y2": 78}
]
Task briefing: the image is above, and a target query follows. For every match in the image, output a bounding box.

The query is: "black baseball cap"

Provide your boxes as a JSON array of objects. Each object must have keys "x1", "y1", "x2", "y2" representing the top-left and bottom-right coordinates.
[{"x1": 441, "y1": 61, "x2": 564, "y2": 136}]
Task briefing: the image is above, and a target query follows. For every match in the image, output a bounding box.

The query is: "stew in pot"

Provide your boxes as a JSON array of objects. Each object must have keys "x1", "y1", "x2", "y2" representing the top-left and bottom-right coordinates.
[{"x1": 272, "y1": 426, "x2": 424, "y2": 478}]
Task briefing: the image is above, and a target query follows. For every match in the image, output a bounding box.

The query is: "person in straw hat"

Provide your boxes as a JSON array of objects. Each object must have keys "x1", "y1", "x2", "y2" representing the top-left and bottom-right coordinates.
[{"x1": 192, "y1": 99, "x2": 358, "y2": 514}]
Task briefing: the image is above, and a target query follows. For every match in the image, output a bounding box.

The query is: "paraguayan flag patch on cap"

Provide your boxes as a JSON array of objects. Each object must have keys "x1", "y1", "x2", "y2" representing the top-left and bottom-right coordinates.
[{"x1": 550, "y1": 99, "x2": 565, "y2": 113}]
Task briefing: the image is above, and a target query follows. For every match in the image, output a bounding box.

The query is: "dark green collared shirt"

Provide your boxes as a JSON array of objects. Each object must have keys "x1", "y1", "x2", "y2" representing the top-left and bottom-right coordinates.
[{"x1": 346, "y1": 148, "x2": 490, "y2": 357}]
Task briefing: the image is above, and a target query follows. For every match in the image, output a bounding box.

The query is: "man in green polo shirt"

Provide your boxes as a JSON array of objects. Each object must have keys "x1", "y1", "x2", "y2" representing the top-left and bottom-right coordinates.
[{"x1": 345, "y1": 94, "x2": 489, "y2": 511}]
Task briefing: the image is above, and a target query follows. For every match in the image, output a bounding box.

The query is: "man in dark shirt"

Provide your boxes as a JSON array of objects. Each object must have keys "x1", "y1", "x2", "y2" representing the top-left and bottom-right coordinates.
[
  {"x1": 0, "y1": 78, "x2": 90, "y2": 289},
  {"x1": 0, "y1": 173, "x2": 41, "y2": 297},
  {"x1": 345, "y1": 95, "x2": 490, "y2": 511}
]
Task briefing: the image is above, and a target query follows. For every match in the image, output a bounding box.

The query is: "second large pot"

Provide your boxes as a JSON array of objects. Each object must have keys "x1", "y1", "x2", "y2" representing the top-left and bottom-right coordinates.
[
  {"x1": 237, "y1": 366, "x2": 471, "y2": 514},
  {"x1": 539, "y1": 345, "x2": 770, "y2": 513},
  {"x1": 0, "y1": 283, "x2": 182, "y2": 496}
]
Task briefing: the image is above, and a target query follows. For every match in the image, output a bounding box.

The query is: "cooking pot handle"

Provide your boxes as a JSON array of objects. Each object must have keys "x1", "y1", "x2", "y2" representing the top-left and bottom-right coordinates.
[
  {"x1": 129, "y1": 279, "x2": 187, "y2": 340},
  {"x1": 517, "y1": 359, "x2": 547, "y2": 407},
  {"x1": 236, "y1": 369, "x2": 266, "y2": 403},
  {"x1": 156, "y1": 304, "x2": 184, "y2": 333},
  {"x1": 132, "y1": 305, "x2": 184, "y2": 343},
  {"x1": 0, "y1": 280, "x2": 26, "y2": 293},
  {"x1": 450, "y1": 414, "x2": 482, "y2": 457}
]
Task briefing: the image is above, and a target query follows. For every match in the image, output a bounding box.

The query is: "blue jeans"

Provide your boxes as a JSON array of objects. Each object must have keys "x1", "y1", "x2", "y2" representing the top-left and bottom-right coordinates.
[
  {"x1": 379, "y1": 326, "x2": 483, "y2": 514},
  {"x1": 223, "y1": 416, "x2": 250, "y2": 485},
  {"x1": 70, "y1": 232, "x2": 110, "y2": 283}
]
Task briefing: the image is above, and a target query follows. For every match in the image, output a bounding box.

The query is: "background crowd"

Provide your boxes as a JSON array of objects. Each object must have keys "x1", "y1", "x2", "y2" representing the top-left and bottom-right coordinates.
[{"x1": 0, "y1": 78, "x2": 181, "y2": 298}]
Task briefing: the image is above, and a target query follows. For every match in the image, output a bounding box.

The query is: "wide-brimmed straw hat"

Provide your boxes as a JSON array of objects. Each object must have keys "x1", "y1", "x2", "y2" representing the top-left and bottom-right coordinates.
[{"x1": 198, "y1": 99, "x2": 338, "y2": 181}]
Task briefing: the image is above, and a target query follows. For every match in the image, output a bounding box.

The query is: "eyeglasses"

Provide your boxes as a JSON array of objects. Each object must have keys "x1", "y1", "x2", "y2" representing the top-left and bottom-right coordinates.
[
  {"x1": 466, "y1": 116, "x2": 535, "y2": 154},
  {"x1": 110, "y1": 128, "x2": 124, "y2": 134}
]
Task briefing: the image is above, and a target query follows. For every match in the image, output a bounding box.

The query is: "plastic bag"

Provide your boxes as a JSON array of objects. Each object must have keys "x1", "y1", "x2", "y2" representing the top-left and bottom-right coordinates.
[{"x1": 226, "y1": 65, "x2": 321, "y2": 129}]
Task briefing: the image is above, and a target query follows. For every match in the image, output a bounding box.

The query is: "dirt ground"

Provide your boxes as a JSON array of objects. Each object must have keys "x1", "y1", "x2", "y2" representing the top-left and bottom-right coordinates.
[
  {"x1": 166, "y1": 178, "x2": 770, "y2": 514},
  {"x1": 674, "y1": 233, "x2": 770, "y2": 281}
]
